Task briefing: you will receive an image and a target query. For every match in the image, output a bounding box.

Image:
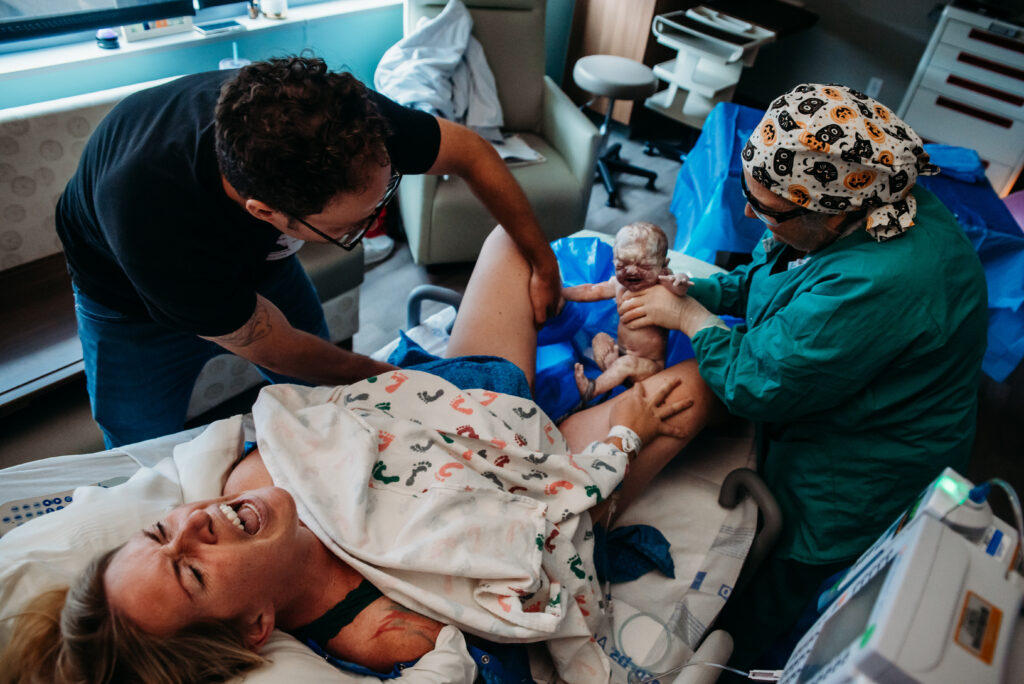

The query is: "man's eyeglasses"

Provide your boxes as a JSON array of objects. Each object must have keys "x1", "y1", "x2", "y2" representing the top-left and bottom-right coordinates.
[
  {"x1": 292, "y1": 171, "x2": 402, "y2": 251},
  {"x1": 741, "y1": 175, "x2": 812, "y2": 224}
]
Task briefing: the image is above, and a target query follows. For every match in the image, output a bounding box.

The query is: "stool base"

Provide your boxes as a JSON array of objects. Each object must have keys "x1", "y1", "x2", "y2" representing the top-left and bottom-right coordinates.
[{"x1": 596, "y1": 143, "x2": 657, "y2": 208}]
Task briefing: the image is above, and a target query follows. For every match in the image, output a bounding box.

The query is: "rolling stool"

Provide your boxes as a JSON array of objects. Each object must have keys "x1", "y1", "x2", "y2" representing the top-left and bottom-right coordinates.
[{"x1": 573, "y1": 55, "x2": 659, "y2": 208}]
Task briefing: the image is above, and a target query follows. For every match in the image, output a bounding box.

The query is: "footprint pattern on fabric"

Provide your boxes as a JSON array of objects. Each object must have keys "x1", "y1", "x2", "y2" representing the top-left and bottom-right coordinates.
[
  {"x1": 482, "y1": 472, "x2": 504, "y2": 490},
  {"x1": 513, "y1": 406, "x2": 537, "y2": 419},
  {"x1": 372, "y1": 461, "x2": 400, "y2": 484},
  {"x1": 406, "y1": 461, "x2": 432, "y2": 486},
  {"x1": 340, "y1": 370, "x2": 628, "y2": 519},
  {"x1": 385, "y1": 372, "x2": 408, "y2": 393}
]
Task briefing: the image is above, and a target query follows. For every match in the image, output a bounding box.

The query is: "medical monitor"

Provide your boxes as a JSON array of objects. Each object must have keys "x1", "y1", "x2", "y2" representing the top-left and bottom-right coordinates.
[
  {"x1": 780, "y1": 469, "x2": 1023, "y2": 684},
  {"x1": 795, "y1": 559, "x2": 894, "y2": 684}
]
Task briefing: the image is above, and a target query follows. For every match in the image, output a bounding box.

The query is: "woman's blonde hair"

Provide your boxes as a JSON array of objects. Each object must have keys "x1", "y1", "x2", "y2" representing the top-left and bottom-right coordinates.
[{"x1": 0, "y1": 547, "x2": 264, "y2": 683}]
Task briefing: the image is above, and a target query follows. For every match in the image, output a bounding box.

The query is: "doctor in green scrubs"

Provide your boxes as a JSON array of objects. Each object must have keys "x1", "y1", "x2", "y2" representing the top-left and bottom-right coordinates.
[{"x1": 619, "y1": 83, "x2": 988, "y2": 672}]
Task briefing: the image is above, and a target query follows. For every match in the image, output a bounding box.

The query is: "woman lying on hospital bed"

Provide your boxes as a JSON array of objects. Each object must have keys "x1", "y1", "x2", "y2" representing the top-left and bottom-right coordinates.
[{"x1": 0, "y1": 228, "x2": 720, "y2": 684}]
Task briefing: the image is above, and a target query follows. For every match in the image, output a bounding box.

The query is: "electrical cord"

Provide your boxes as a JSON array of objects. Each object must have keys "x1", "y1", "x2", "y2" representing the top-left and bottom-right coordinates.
[{"x1": 631, "y1": 661, "x2": 783, "y2": 682}]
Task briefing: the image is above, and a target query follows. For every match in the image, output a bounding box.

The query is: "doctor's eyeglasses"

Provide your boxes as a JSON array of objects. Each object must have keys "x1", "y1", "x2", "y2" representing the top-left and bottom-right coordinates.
[
  {"x1": 292, "y1": 170, "x2": 402, "y2": 251},
  {"x1": 741, "y1": 175, "x2": 812, "y2": 224}
]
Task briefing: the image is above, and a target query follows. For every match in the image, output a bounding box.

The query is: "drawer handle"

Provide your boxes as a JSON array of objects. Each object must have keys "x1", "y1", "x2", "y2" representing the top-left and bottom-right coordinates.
[
  {"x1": 946, "y1": 74, "x2": 1024, "y2": 107},
  {"x1": 968, "y1": 28, "x2": 1024, "y2": 55},
  {"x1": 957, "y1": 51, "x2": 1024, "y2": 82},
  {"x1": 935, "y1": 95, "x2": 1014, "y2": 128}
]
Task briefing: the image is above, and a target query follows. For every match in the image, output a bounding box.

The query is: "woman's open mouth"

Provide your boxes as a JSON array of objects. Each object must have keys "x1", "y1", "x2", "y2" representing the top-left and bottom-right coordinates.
[{"x1": 218, "y1": 500, "x2": 263, "y2": 535}]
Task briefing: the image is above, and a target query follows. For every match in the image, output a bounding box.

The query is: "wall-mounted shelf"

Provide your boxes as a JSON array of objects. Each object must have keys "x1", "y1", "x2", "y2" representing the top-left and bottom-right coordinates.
[{"x1": 645, "y1": 6, "x2": 774, "y2": 129}]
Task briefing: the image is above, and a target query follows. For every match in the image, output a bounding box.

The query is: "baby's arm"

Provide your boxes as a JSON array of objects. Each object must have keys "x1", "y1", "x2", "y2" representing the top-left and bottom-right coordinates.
[
  {"x1": 562, "y1": 276, "x2": 618, "y2": 302},
  {"x1": 659, "y1": 273, "x2": 692, "y2": 297}
]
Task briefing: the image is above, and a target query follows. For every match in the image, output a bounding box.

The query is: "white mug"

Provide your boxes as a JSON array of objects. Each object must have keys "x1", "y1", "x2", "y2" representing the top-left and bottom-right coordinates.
[{"x1": 260, "y1": 0, "x2": 287, "y2": 19}]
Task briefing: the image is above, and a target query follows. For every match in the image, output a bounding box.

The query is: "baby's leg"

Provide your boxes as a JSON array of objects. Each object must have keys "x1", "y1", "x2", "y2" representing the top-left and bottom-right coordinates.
[
  {"x1": 591, "y1": 333, "x2": 618, "y2": 371},
  {"x1": 574, "y1": 363, "x2": 596, "y2": 403},
  {"x1": 576, "y1": 334, "x2": 623, "y2": 403},
  {"x1": 575, "y1": 353, "x2": 663, "y2": 404},
  {"x1": 590, "y1": 353, "x2": 660, "y2": 397}
]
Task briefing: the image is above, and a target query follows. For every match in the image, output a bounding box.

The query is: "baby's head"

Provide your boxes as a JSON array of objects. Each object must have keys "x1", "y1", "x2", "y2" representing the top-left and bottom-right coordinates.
[{"x1": 612, "y1": 222, "x2": 669, "y2": 292}]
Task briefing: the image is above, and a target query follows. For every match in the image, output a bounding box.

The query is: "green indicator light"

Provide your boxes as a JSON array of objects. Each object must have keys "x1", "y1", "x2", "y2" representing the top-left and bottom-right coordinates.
[
  {"x1": 938, "y1": 475, "x2": 967, "y2": 500},
  {"x1": 860, "y1": 624, "x2": 876, "y2": 648}
]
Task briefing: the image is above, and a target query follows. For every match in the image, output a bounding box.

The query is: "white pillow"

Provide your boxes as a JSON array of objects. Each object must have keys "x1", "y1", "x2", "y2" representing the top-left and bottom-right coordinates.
[{"x1": 0, "y1": 417, "x2": 477, "y2": 682}]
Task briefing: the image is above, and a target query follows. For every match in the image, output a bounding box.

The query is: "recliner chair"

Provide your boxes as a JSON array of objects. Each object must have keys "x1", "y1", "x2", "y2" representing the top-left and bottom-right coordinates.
[{"x1": 397, "y1": 0, "x2": 600, "y2": 265}]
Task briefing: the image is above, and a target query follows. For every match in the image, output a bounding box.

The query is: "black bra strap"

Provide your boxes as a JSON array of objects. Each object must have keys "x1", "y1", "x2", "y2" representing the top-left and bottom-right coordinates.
[{"x1": 290, "y1": 579, "x2": 383, "y2": 648}]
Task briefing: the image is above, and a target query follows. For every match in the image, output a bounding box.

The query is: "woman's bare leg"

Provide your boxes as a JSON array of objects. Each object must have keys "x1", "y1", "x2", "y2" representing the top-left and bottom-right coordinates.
[
  {"x1": 446, "y1": 227, "x2": 537, "y2": 387},
  {"x1": 558, "y1": 359, "x2": 722, "y2": 524}
]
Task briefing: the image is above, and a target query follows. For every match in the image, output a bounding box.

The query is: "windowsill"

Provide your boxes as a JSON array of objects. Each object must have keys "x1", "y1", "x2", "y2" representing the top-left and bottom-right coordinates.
[{"x1": 0, "y1": 0, "x2": 400, "y2": 82}]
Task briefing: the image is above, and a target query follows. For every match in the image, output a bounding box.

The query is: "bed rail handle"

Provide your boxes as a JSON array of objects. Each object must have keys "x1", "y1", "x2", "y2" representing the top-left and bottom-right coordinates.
[
  {"x1": 405, "y1": 285, "x2": 463, "y2": 333},
  {"x1": 718, "y1": 467, "x2": 782, "y2": 594}
]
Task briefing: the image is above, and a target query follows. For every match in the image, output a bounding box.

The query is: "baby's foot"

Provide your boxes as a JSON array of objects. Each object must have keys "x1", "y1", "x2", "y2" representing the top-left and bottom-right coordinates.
[{"x1": 574, "y1": 363, "x2": 595, "y2": 404}]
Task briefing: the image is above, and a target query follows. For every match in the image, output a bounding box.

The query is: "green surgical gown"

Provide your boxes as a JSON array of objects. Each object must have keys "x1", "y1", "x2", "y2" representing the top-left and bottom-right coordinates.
[{"x1": 687, "y1": 186, "x2": 988, "y2": 564}]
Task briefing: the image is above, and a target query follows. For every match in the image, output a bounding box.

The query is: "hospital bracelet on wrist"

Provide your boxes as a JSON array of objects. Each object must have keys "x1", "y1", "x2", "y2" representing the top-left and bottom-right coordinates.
[{"x1": 607, "y1": 425, "x2": 642, "y2": 459}]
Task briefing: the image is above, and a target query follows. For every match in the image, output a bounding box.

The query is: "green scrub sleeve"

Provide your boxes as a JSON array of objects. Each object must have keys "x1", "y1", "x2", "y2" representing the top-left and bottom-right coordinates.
[
  {"x1": 685, "y1": 278, "x2": 721, "y2": 311},
  {"x1": 688, "y1": 258, "x2": 759, "y2": 317},
  {"x1": 690, "y1": 270, "x2": 932, "y2": 422}
]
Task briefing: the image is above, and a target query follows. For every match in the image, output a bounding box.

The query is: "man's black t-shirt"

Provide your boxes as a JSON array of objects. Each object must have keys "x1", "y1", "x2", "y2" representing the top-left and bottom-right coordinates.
[{"x1": 57, "y1": 70, "x2": 441, "y2": 336}]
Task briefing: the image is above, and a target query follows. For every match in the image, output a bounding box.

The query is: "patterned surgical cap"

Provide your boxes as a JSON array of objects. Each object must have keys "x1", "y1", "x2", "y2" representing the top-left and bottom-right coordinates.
[{"x1": 742, "y1": 83, "x2": 939, "y2": 241}]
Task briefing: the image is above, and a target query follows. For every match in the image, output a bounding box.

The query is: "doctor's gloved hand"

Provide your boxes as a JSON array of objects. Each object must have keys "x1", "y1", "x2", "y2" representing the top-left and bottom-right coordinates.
[
  {"x1": 620, "y1": 286, "x2": 724, "y2": 338},
  {"x1": 609, "y1": 378, "x2": 694, "y2": 448}
]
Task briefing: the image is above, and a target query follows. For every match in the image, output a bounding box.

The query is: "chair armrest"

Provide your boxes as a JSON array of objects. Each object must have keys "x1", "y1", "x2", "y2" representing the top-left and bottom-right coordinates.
[
  {"x1": 540, "y1": 76, "x2": 600, "y2": 190},
  {"x1": 396, "y1": 173, "x2": 441, "y2": 263}
]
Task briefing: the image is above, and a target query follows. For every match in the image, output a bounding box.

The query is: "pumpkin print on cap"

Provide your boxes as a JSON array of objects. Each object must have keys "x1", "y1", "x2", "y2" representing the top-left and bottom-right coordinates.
[{"x1": 742, "y1": 83, "x2": 938, "y2": 241}]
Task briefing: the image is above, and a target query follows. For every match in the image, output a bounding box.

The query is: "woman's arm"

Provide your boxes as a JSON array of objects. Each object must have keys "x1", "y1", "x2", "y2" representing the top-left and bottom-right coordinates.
[{"x1": 559, "y1": 359, "x2": 723, "y2": 523}]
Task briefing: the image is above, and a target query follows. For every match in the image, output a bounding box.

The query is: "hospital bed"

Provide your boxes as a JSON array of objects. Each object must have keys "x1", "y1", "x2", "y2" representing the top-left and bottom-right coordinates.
[{"x1": 0, "y1": 232, "x2": 780, "y2": 684}]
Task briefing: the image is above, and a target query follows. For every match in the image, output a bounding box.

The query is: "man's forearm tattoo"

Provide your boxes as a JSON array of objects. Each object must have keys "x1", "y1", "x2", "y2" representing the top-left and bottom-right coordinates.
[{"x1": 222, "y1": 301, "x2": 273, "y2": 347}]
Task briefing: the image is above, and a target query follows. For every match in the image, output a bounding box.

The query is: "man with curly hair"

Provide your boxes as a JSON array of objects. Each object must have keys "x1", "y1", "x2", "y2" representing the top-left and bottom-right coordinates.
[{"x1": 57, "y1": 56, "x2": 562, "y2": 448}]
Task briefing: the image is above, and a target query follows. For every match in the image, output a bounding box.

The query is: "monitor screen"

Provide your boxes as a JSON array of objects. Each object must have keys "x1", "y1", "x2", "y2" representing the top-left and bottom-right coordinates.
[
  {"x1": 194, "y1": 0, "x2": 249, "y2": 7},
  {"x1": 0, "y1": 0, "x2": 195, "y2": 43},
  {"x1": 797, "y1": 558, "x2": 895, "y2": 683}
]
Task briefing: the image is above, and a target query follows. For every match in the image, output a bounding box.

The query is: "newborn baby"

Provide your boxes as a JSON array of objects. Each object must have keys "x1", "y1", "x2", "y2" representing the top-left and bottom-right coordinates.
[{"x1": 562, "y1": 222, "x2": 689, "y2": 404}]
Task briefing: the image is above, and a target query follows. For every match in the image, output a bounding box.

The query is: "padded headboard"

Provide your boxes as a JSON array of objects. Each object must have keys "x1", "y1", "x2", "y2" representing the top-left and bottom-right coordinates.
[{"x1": 0, "y1": 77, "x2": 180, "y2": 273}]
